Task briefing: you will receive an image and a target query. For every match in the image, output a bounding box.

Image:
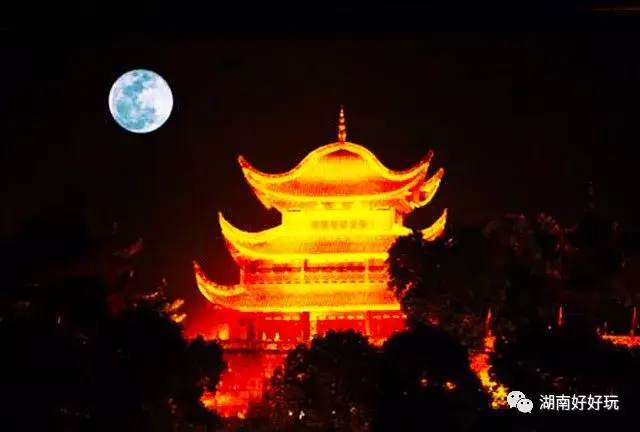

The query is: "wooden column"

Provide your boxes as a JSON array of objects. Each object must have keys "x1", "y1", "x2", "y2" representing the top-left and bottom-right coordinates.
[
  {"x1": 364, "y1": 312, "x2": 371, "y2": 337},
  {"x1": 309, "y1": 312, "x2": 318, "y2": 340},
  {"x1": 301, "y1": 311, "x2": 311, "y2": 341}
]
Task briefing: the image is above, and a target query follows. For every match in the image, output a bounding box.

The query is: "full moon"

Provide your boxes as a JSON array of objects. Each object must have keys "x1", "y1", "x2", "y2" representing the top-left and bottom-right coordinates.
[{"x1": 108, "y1": 69, "x2": 173, "y2": 134}]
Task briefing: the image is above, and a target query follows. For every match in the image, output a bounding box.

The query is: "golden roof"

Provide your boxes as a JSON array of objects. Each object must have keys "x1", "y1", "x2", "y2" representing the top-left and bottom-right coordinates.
[
  {"x1": 239, "y1": 142, "x2": 444, "y2": 212},
  {"x1": 194, "y1": 261, "x2": 400, "y2": 313},
  {"x1": 218, "y1": 209, "x2": 448, "y2": 263}
]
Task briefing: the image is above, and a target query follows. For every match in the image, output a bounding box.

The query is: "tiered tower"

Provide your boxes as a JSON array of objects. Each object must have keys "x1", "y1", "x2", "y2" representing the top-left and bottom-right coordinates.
[{"x1": 193, "y1": 107, "x2": 447, "y2": 348}]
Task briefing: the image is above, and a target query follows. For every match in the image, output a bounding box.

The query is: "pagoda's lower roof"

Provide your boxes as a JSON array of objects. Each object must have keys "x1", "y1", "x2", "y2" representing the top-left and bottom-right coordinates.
[
  {"x1": 194, "y1": 261, "x2": 399, "y2": 313},
  {"x1": 201, "y1": 288, "x2": 400, "y2": 313}
]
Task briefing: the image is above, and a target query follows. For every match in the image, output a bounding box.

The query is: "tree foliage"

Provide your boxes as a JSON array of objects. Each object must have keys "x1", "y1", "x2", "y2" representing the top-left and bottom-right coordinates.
[
  {"x1": 260, "y1": 326, "x2": 492, "y2": 431},
  {"x1": 387, "y1": 202, "x2": 638, "y2": 344},
  {"x1": 386, "y1": 227, "x2": 503, "y2": 348},
  {"x1": 0, "y1": 214, "x2": 226, "y2": 431},
  {"x1": 374, "y1": 323, "x2": 491, "y2": 431},
  {"x1": 264, "y1": 330, "x2": 379, "y2": 431},
  {"x1": 490, "y1": 321, "x2": 640, "y2": 428}
]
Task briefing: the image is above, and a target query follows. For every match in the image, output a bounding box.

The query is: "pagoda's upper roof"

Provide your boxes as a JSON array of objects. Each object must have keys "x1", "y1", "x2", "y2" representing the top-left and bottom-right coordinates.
[{"x1": 239, "y1": 142, "x2": 443, "y2": 211}]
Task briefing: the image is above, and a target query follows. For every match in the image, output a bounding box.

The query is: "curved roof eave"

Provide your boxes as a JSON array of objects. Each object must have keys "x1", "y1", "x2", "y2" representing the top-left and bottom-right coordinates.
[
  {"x1": 193, "y1": 261, "x2": 246, "y2": 299},
  {"x1": 421, "y1": 209, "x2": 448, "y2": 241},
  {"x1": 243, "y1": 165, "x2": 433, "y2": 207},
  {"x1": 411, "y1": 168, "x2": 445, "y2": 209},
  {"x1": 218, "y1": 211, "x2": 284, "y2": 244},
  {"x1": 238, "y1": 142, "x2": 434, "y2": 186},
  {"x1": 218, "y1": 210, "x2": 448, "y2": 263}
]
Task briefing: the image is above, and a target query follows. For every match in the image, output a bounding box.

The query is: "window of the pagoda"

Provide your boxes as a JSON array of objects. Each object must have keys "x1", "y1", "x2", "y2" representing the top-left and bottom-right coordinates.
[
  {"x1": 311, "y1": 219, "x2": 370, "y2": 230},
  {"x1": 261, "y1": 315, "x2": 303, "y2": 343}
]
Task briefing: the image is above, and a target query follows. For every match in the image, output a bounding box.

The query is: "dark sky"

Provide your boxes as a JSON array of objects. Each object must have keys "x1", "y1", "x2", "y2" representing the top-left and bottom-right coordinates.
[{"x1": 2, "y1": 5, "x2": 640, "y2": 313}]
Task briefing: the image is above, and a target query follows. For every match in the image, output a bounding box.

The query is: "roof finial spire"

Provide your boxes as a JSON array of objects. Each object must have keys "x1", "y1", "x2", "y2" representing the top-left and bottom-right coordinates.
[{"x1": 338, "y1": 105, "x2": 347, "y2": 143}]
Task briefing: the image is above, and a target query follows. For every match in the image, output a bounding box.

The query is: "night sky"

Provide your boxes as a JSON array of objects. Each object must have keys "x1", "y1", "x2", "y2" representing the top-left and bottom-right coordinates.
[{"x1": 2, "y1": 5, "x2": 640, "y2": 317}]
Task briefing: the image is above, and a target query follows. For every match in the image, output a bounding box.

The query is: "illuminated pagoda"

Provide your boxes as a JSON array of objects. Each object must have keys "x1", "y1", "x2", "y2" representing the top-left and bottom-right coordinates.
[{"x1": 193, "y1": 107, "x2": 448, "y2": 347}]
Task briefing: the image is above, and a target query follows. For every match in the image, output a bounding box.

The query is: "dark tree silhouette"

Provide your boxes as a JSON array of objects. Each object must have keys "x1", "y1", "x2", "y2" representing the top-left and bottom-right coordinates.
[
  {"x1": 384, "y1": 201, "x2": 640, "y2": 430},
  {"x1": 0, "y1": 213, "x2": 226, "y2": 431},
  {"x1": 386, "y1": 227, "x2": 502, "y2": 349},
  {"x1": 373, "y1": 323, "x2": 491, "y2": 431},
  {"x1": 479, "y1": 207, "x2": 628, "y2": 332},
  {"x1": 261, "y1": 326, "x2": 493, "y2": 432},
  {"x1": 264, "y1": 330, "x2": 379, "y2": 432},
  {"x1": 491, "y1": 322, "x2": 627, "y2": 396},
  {"x1": 490, "y1": 321, "x2": 640, "y2": 429},
  {"x1": 482, "y1": 213, "x2": 563, "y2": 331}
]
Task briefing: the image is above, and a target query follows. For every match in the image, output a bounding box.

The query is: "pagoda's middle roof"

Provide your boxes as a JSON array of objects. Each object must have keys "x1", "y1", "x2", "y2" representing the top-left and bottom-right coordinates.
[
  {"x1": 217, "y1": 209, "x2": 448, "y2": 263},
  {"x1": 226, "y1": 232, "x2": 403, "y2": 262},
  {"x1": 238, "y1": 142, "x2": 437, "y2": 206}
]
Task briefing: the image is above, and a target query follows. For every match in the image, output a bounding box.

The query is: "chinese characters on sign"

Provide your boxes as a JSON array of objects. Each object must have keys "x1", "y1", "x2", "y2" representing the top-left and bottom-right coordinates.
[{"x1": 539, "y1": 394, "x2": 620, "y2": 411}]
